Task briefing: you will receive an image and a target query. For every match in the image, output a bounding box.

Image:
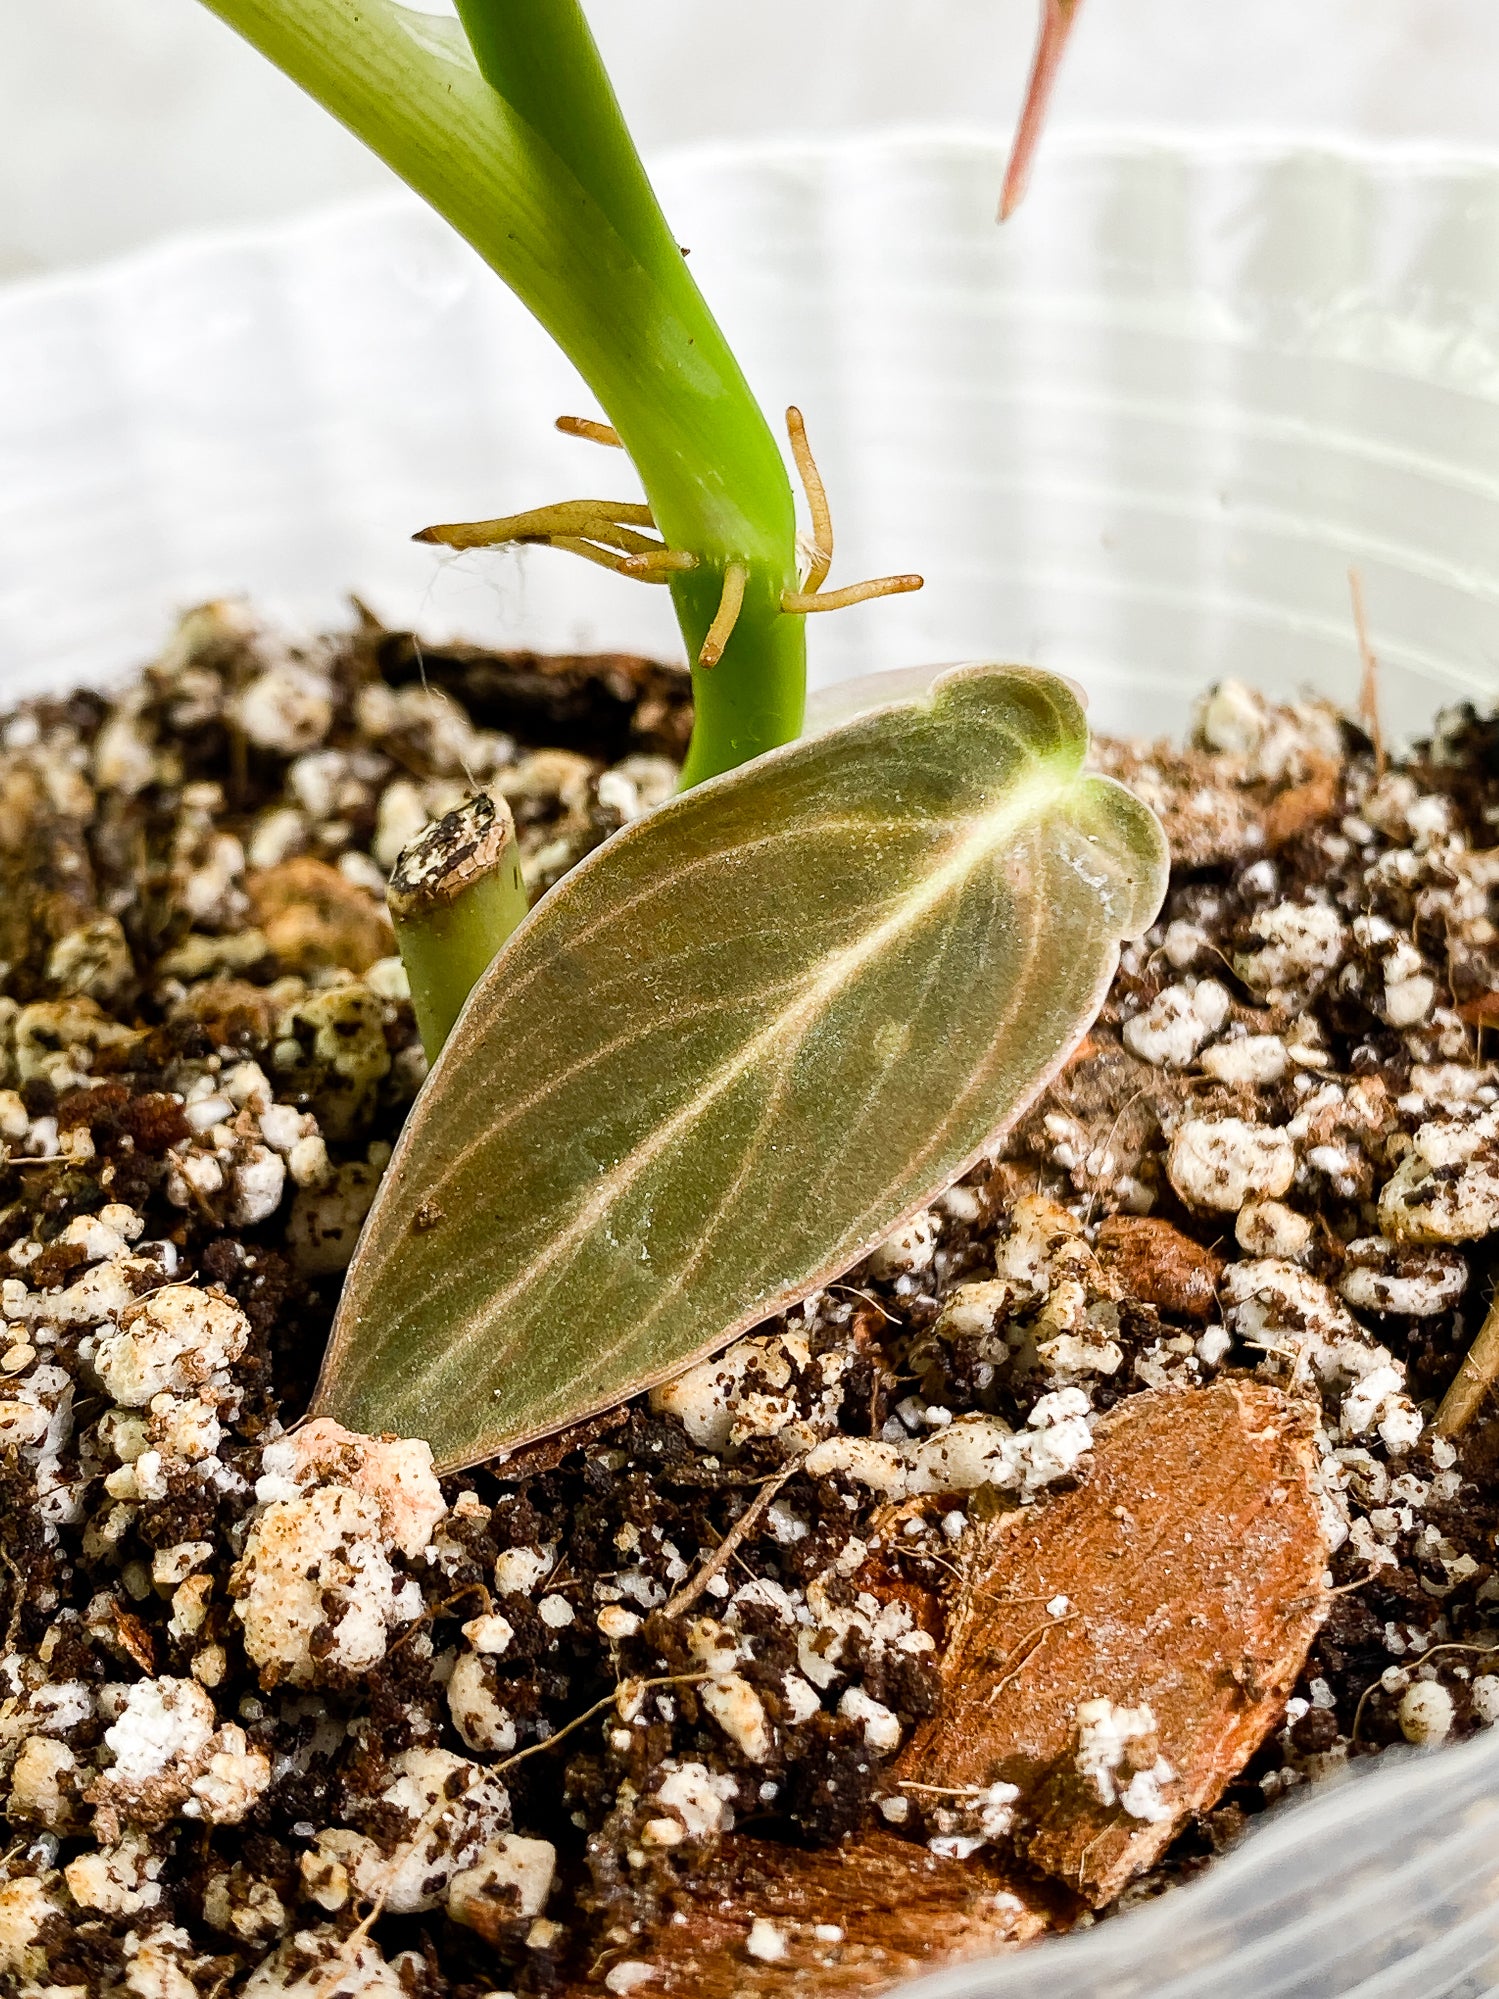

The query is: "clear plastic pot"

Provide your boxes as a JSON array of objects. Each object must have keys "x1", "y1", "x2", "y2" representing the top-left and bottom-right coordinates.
[{"x1": 3, "y1": 133, "x2": 1499, "y2": 1992}]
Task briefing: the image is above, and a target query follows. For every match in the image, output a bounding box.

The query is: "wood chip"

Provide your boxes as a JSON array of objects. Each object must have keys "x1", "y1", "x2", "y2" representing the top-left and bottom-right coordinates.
[
  {"x1": 1096, "y1": 1215, "x2": 1223, "y2": 1319},
  {"x1": 565, "y1": 1832, "x2": 1059, "y2": 1999},
  {"x1": 490, "y1": 1402, "x2": 629, "y2": 1480},
  {"x1": 1263, "y1": 759, "x2": 1342, "y2": 849},
  {"x1": 558, "y1": 1380, "x2": 1327, "y2": 1993},
  {"x1": 246, "y1": 856, "x2": 394, "y2": 974},
  {"x1": 899, "y1": 1378, "x2": 1329, "y2": 1905}
]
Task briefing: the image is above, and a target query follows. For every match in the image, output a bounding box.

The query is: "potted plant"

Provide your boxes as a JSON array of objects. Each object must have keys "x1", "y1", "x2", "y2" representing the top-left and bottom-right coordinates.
[{"x1": 2, "y1": 7, "x2": 1499, "y2": 1997}]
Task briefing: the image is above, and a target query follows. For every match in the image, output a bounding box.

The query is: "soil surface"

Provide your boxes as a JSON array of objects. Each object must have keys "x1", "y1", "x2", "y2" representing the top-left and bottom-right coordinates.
[{"x1": 1, "y1": 607, "x2": 1498, "y2": 1997}]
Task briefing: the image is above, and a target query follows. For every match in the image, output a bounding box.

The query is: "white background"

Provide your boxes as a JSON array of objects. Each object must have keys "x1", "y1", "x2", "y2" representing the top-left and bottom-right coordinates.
[{"x1": 5, "y1": 0, "x2": 1499, "y2": 280}]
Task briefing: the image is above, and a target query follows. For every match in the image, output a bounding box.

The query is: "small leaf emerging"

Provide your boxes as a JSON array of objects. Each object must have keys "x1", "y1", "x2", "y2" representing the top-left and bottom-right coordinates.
[{"x1": 316, "y1": 666, "x2": 1166, "y2": 1470}]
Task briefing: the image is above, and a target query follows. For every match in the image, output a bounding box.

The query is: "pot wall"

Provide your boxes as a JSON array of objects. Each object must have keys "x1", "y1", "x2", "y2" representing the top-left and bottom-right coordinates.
[
  {"x1": 4, "y1": 134, "x2": 1499, "y2": 746},
  {"x1": 3, "y1": 135, "x2": 1499, "y2": 1994}
]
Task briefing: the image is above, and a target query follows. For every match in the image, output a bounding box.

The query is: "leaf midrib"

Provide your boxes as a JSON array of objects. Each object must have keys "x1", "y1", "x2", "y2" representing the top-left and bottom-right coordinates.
[{"x1": 355, "y1": 767, "x2": 1074, "y2": 1371}]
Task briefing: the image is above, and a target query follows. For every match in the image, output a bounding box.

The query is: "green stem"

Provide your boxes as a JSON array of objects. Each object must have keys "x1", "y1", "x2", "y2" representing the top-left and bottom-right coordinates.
[{"x1": 192, "y1": 0, "x2": 805, "y2": 781}]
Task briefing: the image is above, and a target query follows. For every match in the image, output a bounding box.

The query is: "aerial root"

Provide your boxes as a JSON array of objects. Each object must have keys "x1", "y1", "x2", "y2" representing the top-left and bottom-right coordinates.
[
  {"x1": 779, "y1": 406, "x2": 923, "y2": 616},
  {"x1": 785, "y1": 405, "x2": 833, "y2": 595},
  {"x1": 699, "y1": 561, "x2": 748, "y2": 669},
  {"x1": 414, "y1": 405, "x2": 924, "y2": 638},
  {"x1": 548, "y1": 535, "x2": 655, "y2": 578},
  {"x1": 783, "y1": 575, "x2": 924, "y2": 613},
  {"x1": 413, "y1": 496, "x2": 695, "y2": 585},
  {"x1": 413, "y1": 498, "x2": 653, "y2": 548},
  {"x1": 556, "y1": 413, "x2": 623, "y2": 448}
]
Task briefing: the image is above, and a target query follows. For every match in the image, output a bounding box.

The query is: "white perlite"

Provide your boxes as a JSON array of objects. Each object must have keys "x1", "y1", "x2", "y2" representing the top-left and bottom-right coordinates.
[
  {"x1": 1200, "y1": 1033, "x2": 1289, "y2": 1086},
  {"x1": 94, "y1": 1675, "x2": 270, "y2": 1830},
  {"x1": 242, "y1": 1926, "x2": 407, "y2": 1998},
  {"x1": 838, "y1": 1684, "x2": 902, "y2": 1752},
  {"x1": 1382, "y1": 939, "x2": 1436, "y2": 1028},
  {"x1": 746, "y1": 1917, "x2": 788, "y2": 1963},
  {"x1": 233, "y1": 1485, "x2": 414, "y2": 1687},
  {"x1": 1236, "y1": 1199, "x2": 1313, "y2": 1260},
  {"x1": 1338, "y1": 1240, "x2": 1467, "y2": 1318},
  {"x1": 802, "y1": 1391, "x2": 1093, "y2": 1504},
  {"x1": 305, "y1": 1748, "x2": 509, "y2": 1915},
  {"x1": 234, "y1": 660, "x2": 336, "y2": 757},
  {"x1": 493, "y1": 1545, "x2": 553, "y2": 1596},
  {"x1": 1224, "y1": 1259, "x2": 1423, "y2": 1452},
  {"x1": 104, "y1": 1675, "x2": 217, "y2": 1784},
  {"x1": 1195, "y1": 678, "x2": 1267, "y2": 757},
  {"x1": 1398, "y1": 1681, "x2": 1455, "y2": 1748},
  {"x1": 1234, "y1": 900, "x2": 1348, "y2": 1005},
  {"x1": 1167, "y1": 1117, "x2": 1296, "y2": 1212},
  {"x1": 1074, "y1": 1698, "x2": 1177, "y2": 1822},
  {"x1": 233, "y1": 1421, "x2": 444, "y2": 1687},
  {"x1": 10, "y1": 1733, "x2": 82, "y2": 1831},
  {"x1": 65, "y1": 1830, "x2": 165, "y2": 1917},
  {"x1": 865, "y1": 1209, "x2": 940, "y2": 1278},
  {"x1": 1122, "y1": 979, "x2": 1231, "y2": 1068},
  {"x1": 1379, "y1": 1106, "x2": 1499, "y2": 1243},
  {"x1": 448, "y1": 1832, "x2": 557, "y2": 1930},
  {"x1": 0, "y1": 1874, "x2": 63, "y2": 1980},
  {"x1": 448, "y1": 1650, "x2": 518, "y2": 1754},
  {"x1": 923, "y1": 1777, "x2": 1022, "y2": 1857},
  {"x1": 94, "y1": 1285, "x2": 250, "y2": 1407},
  {"x1": 653, "y1": 1760, "x2": 738, "y2": 1840},
  {"x1": 650, "y1": 1329, "x2": 846, "y2": 1451},
  {"x1": 701, "y1": 1674, "x2": 773, "y2": 1763},
  {"x1": 604, "y1": 1965, "x2": 657, "y2": 1995},
  {"x1": 255, "y1": 1418, "x2": 446, "y2": 1558}
]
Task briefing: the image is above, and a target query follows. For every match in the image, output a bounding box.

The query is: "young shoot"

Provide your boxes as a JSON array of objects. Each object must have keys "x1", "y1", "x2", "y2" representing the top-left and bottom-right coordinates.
[
  {"x1": 193, "y1": 0, "x2": 922, "y2": 789},
  {"x1": 185, "y1": 0, "x2": 1167, "y2": 1473}
]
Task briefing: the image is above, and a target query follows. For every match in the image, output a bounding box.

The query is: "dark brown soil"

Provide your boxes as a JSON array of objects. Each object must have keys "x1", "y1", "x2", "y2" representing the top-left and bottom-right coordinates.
[{"x1": 0, "y1": 611, "x2": 1497, "y2": 1996}]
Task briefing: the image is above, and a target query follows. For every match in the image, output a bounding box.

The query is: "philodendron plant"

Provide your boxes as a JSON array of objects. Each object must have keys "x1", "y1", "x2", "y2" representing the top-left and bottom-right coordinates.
[{"x1": 195, "y1": 0, "x2": 1164, "y2": 1471}]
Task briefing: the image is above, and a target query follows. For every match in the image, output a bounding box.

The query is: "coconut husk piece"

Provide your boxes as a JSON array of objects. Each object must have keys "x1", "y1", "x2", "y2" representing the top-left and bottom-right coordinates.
[
  {"x1": 901, "y1": 1377, "x2": 1330, "y2": 1906},
  {"x1": 560, "y1": 1378, "x2": 1330, "y2": 1995}
]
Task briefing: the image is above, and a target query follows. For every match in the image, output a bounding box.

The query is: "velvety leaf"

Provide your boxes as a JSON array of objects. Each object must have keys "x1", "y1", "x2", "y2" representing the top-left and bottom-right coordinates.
[{"x1": 316, "y1": 665, "x2": 1167, "y2": 1470}]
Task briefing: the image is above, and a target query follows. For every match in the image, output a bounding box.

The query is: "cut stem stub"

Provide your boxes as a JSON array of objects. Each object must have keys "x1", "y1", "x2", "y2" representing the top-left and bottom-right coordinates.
[{"x1": 388, "y1": 792, "x2": 530, "y2": 1063}]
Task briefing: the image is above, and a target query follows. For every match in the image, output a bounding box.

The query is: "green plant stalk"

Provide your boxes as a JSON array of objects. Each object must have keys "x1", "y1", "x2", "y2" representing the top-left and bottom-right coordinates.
[
  {"x1": 397, "y1": 867, "x2": 531, "y2": 1061},
  {"x1": 193, "y1": 0, "x2": 805, "y2": 782},
  {"x1": 387, "y1": 791, "x2": 530, "y2": 1061}
]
